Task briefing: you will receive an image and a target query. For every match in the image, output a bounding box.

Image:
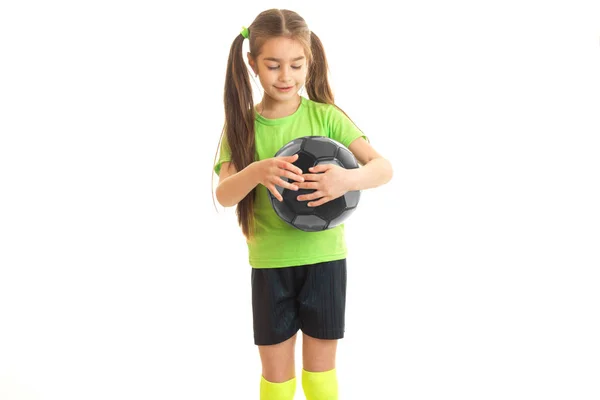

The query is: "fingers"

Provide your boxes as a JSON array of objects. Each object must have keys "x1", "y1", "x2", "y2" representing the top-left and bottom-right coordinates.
[
  {"x1": 277, "y1": 156, "x2": 303, "y2": 176},
  {"x1": 308, "y1": 164, "x2": 332, "y2": 173},
  {"x1": 280, "y1": 154, "x2": 301, "y2": 171},
  {"x1": 307, "y1": 196, "x2": 331, "y2": 207},
  {"x1": 277, "y1": 161, "x2": 303, "y2": 176},
  {"x1": 295, "y1": 181, "x2": 318, "y2": 190},
  {"x1": 284, "y1": 154, "x2": 299, "y2": 162},
  {"x1": 268, "y1": 178, "x2": 299, "y2": 202},
  {"x1": 301, "y1": 173, "x2": 322, "y2": 182},
  {"x1": 267, "y1": 184, "x2": 283, "y2": 202},
  {"x1": 275, "y1": 177, "x2": 299, "y2": 191},
  {"x1": 279, "y1": 168, "x2": 304, "y2": 183},
  {"x1": 296, "y1": 190, "x2": 323, "y2": 201}
]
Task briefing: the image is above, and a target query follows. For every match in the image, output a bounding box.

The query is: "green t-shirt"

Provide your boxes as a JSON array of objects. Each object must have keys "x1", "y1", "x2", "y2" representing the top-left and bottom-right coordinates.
[{"x1": 214, "y1": 96, "x2": 368, "y2": 268}]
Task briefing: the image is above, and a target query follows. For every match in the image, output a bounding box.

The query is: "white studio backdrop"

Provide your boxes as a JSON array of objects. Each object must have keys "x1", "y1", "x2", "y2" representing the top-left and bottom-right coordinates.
[{"x1": 1, "y1": 0, "x2": 599, "y2": 399}]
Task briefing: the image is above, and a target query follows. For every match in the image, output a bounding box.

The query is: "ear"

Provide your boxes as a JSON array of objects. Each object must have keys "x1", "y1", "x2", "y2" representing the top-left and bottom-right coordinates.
[{"x1": 247, "y1": 52, "x2": 257, "y2": 75}]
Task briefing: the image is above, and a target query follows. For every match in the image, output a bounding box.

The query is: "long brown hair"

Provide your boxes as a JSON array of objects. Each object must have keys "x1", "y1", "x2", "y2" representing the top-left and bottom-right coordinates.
[{"x1": 213, "y1": 9, "x2": 347, "y2": 240}]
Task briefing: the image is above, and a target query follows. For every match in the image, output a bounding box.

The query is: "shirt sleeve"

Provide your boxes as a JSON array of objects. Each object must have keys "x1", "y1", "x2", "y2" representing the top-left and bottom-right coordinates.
[
  {"x1": 326, "y1": 105, "x2": 369, "y2": 148},
  {"x1": 214, "y1": 134, "x2": 232, "y2": 176}
]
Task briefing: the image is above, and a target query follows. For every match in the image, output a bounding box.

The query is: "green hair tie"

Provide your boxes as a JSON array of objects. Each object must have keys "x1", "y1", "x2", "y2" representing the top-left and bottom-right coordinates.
[{"x1": 240, "y1": 26, "x2": 249, "y2": 39}]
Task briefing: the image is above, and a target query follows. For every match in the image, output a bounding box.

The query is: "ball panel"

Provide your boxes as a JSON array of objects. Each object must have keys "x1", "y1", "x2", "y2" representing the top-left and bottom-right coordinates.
[
  {"x1": 327, "y1": 207, "x2": 357, "y2": 229},
  {"x1": 294, "y1": 151, "x2": 316, "y2": 173},
  {"x1": 336, "y1": 147, "x2": 359, "y2": 169},
  {"x1": 314, "y1": 196, "x2": 346, "y2": 220},
  {"x1": 303, "y1": 136, "x2": 337, "y2": 158},
  {"x1": 293, "y1": 214, "x2": 328, "y2": 231},
  {"x1": 315, "y1": 159, "x2": 343, "y2": 168},
  {"x1": 282, "y1": 188, "x2": 315, "y2": 215},
  {"x1": 275, "y1": 139, "x2": 303, "y2": 157},
  {"x1": 344, "y1": 190, "x2": 361, "y2": 208},
  {"x1": 271, "y1": 196, "x2": 296, "y2": 223}
]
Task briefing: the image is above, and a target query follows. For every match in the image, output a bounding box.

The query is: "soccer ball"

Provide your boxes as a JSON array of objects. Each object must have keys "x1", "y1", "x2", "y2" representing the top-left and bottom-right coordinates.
[{"x1": 268, "y1": 136, "x2": 361, "y2": 232}]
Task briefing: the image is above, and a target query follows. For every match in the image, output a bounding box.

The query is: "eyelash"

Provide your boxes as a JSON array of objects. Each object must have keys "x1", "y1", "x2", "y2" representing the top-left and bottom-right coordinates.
[{"x1": 267, "y1": 66, "x2": 302, "y2": 70}]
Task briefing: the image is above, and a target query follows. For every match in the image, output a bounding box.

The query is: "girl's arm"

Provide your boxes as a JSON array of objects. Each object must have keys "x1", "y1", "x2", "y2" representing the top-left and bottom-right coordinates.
[
  {"x1": 346, "y1": 138, "x2": 393, "y2": 191},
  {"x1": 216, "y1": 156, "x2": 304, "y2": 207},
  {"x1": 216, "y1": 162, "x2": 259, "y2": 207}
]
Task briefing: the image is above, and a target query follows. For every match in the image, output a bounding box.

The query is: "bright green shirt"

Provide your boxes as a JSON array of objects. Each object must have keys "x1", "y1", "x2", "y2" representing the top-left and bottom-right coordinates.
[{"x1": 214, "y1": 96, "x2": 368, "y2": 268}]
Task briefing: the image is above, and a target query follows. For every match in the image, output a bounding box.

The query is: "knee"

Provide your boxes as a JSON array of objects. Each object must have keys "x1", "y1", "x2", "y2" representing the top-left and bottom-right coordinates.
[
  {"x1": 262, "y1": 369, "x2": 294, "y2": 383},
  {"x1": 261, "y1": 351, "x2": 295, "y2": 383},
  {"x1": 302, "y1": 368, "x2": 338, "y2": 400}
]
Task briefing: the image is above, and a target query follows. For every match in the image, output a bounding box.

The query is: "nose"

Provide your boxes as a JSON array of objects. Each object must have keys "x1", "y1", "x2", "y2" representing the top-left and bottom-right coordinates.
[{"x1": 279, "y1": 66, "x2": 292, "y2": 82}]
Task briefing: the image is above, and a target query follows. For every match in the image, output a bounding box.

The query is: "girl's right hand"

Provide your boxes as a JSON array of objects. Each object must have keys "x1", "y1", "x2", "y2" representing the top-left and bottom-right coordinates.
[{"x1": 253, "y1": 154, "x2": 305, "y2": 202}]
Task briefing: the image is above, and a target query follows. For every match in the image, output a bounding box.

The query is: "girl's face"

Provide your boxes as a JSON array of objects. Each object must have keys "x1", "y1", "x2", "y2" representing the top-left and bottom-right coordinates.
[{"x1": 249, "y1": 37, "x2": 308, "y2": 104}]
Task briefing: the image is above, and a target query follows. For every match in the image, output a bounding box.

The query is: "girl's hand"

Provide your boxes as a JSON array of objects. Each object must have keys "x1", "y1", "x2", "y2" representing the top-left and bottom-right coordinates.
[
  {"x1": 253, "y1": 154, "x2": 305, "y2": 202},
  {"x1": 295, "y1": 164, "x2": 351, "y2": 207}
]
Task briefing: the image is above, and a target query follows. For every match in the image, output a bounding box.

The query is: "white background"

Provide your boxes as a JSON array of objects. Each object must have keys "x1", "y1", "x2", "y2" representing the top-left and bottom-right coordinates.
[{"x1": 1, "y1": 0, "x2": 599, "y2": 399}]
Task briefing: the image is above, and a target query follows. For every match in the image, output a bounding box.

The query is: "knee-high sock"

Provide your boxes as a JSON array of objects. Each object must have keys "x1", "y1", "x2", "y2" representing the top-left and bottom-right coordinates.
[
  {"x1": 260, "y1": 375, "x2": 296, "y2": 400},
  {"x1": 302, "y1": 368, "x2": 338, "y2": 400}
]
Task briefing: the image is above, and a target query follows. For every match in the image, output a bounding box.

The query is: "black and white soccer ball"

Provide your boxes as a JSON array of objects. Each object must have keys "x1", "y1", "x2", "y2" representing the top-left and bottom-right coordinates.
[{"x1": 268, "y1": 136, "x2": 361, "y2": 232}]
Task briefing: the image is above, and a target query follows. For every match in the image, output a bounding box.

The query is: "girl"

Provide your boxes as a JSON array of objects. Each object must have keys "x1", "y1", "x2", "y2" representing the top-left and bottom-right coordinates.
[{"x1": 213, "y1": 9, "x2": 393, "y2": 400}]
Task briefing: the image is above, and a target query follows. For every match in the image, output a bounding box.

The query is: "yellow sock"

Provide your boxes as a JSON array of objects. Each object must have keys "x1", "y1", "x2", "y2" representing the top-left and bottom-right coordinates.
[
  {"x1": 302, "y1": 368, "x2": 338, "y2": 400},
  {"x1": 260, "y1": 375, "x2": 296, "y2": 400}
]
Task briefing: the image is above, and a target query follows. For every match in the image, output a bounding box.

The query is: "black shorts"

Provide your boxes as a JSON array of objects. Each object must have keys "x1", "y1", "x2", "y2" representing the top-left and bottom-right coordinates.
[{"x1": 251, "y1": 259, "x2": 347, "y2": 346}]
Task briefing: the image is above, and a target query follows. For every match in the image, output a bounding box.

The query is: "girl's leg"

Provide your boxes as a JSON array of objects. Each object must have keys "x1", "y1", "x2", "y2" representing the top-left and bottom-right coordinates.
[
  {"x1": 252, "y1": 266, "x2": 302, "y2": 399},
  {"x1": 302, "y1": 334, "x2": 339, "y2": 399},
  {"x1": 302, "y1": 334, "x2": 338, "y2": 400},
  {"x1": 302, "y1": 333, "x2": 337, "y2": 372},
  {"x1": 298, "y1": 257, "x2": 346, "y2": 400},
  {"x1": 258, "y1": 333, "x2": 298, "y2": 400},
  {"x1": 259, "y1": 333, "x2": 298, "y2": 382}
]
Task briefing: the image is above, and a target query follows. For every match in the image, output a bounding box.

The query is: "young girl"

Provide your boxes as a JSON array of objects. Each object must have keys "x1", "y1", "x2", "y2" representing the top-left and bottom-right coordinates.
[{"x1": 213, "y1": 9, "x2": 393, "y2": 400}]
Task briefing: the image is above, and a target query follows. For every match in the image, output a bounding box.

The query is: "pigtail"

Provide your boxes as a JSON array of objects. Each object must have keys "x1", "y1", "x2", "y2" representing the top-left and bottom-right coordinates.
[
  {"x1": 306, "y1": 31, "x2": 335, "y2": 105},
  {"x1": 306, "y1": 31, "x2": 363, "y2": 135},
  {"x1": 222, "y1": 33, "x2": 257, "y2": 239}
]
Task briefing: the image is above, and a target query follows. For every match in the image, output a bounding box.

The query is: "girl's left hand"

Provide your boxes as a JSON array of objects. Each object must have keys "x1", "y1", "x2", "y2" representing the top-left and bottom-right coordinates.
[{"x1": 295, "y1": 164, "x2": 351, "y2": 207}]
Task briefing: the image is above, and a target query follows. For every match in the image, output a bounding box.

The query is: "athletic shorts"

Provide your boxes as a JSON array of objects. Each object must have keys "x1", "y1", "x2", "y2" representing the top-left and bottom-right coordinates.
[{"x1": 251, "y1": 259, "x2": 347, "y2": 346}]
